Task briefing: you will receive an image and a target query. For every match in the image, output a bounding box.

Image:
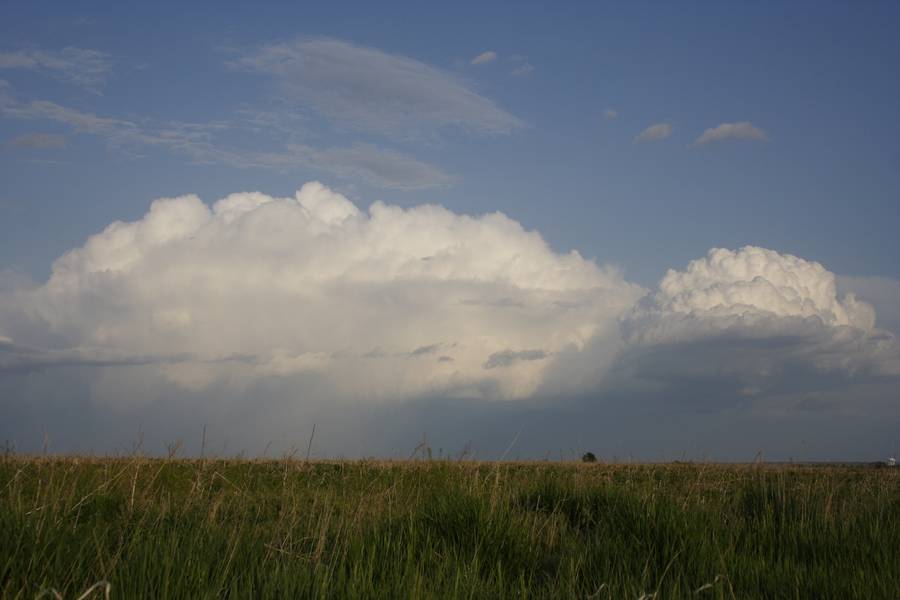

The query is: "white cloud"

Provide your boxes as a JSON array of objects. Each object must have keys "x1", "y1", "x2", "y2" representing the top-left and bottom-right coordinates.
[
  {"x1": 2, "y1": 99, "x2": 453, "y2": 189},
  {"x1": 3, "y1": 99, "x2": 135, "y2": 138},
  {"x1": 693, "y1": 121, "x2": 767, "y2": 146},
  {"x1": 0, "y1": 47, "x2": 112, "y2": 92},
  {"x1": 0, "y1": 182, "x2": 642, "y2": 402},
  {"x1": 470, "y1": 51, "x2": 498, "y2": 65},
  {"x1": 625, "y1": 246, "x2": 899, "y2": 379},
  {"x1": 2, "y1": 197, "x2": 899, "y2": 457},
  {"x1": 4, "y1": 210, "x2": 895, "y2": 407},
  {"x1": 0, "y1": 41, "x2": 473, "y2": 189},
  {"x1": 654, "y1": 246, "x2": 873, "y2": 329},
  {"x1": 182, "y1": 141, "x2": 455, "y2": 190},
  {"x1": 511, "y1": 63, "x2": 534, "y2": 77},
  {"x1": 603, "y1": 109, "x2": 618, "y2": 120},
  {"x1": 7, "y1": 133, "x2": 67, "y2": 149},
  {"x1": 294, "y1": 143, "x2": 454, "y2": 189},
  {"x1": 634, "y1": 122, "x2": 672, "y2": 143},
  {"x1": 838, "y1": 275, "x2": 900, "y2": 336},
  {"x1": 231, "y1": 38, "x2": 524, "y2": 137}
]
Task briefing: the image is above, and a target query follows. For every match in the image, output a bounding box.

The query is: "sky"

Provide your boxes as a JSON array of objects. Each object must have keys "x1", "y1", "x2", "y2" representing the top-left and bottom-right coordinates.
[{"x1": 1, "y1": 1, "x2": 899, "y2": 460}]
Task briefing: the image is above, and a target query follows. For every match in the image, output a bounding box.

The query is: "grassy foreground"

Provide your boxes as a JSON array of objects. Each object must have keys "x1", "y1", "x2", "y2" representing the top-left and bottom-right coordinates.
[{"x1": 1, "y1": 456, "x2": 898, "y2": 599}]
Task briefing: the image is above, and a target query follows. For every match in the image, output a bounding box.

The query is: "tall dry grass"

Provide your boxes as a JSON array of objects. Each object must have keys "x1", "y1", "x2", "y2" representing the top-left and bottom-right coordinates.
[{"x1": 1, "y1": 454, "x2": 898, "y2": 598}]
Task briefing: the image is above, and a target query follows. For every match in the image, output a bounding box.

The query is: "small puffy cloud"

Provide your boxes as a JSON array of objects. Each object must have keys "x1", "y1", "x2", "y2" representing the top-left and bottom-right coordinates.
[
  {"x1": 0, "y1": 47, "x2": 112, "y2": 92},
  {"x1": 7, "y1": 133, "x2": 67, "y2": 149},
  {"x1": 603, "y1": 109, "x2": 618, "y2": 120},
  {"x1": 634, "y1": 122, "x2": 672, "y2": 143},
  {"x1": 694, "y1": 121, "x2": 767, "y2": 146},
  {"x1": 470, "y1": 51, "x2": 498, "y2": 65},
  {"x1": 232, "y1": 37, "x2": 524, "y2": 137}
]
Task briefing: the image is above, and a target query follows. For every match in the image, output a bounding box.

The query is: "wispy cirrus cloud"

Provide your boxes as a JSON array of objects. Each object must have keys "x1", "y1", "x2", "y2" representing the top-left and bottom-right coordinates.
[
  {"x1": 508, "y1": 54, "x2": 535, "y2": 77},
  {"x1": 6, "y1": 132, "x2": 67, "y2": 149},
  {"x1": 0, "y1": 47, "x2": 112, "y2": 92},
  {"x1": 3, "y1": 99, "x2": 138, "y2": 139},
  {"x1": 1, "y1": 39, "x2": 503, "y2": 190},
  {"x1": 693, "y1": 121, "x2": 767, "y2": 146},
  {"x1": 204, "y1": 142, "x2": 454, "y2": 190},
  {"x1": 230, "y1": 37, "x2": 525, "y2": 138},
  {"x1": 2, "y1": 97, "x2": 453, "y2": 189},
  {"x1": 511, "y1": 62, "x2": 534, "y2": 77},
  {"x1": 634, "y1": 122, "x2": 672, "y2": 143}
]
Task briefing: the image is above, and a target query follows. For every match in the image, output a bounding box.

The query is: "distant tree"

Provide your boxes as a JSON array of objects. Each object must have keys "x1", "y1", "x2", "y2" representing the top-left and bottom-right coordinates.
[{"x1": 581, "y1": 452, "x2": 597, "y2": 463}]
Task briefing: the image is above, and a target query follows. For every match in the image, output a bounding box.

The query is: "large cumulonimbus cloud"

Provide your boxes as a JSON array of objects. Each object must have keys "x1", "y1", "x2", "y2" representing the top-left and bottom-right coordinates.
[
  {"x1": 1, "y1": 185, "x2": 898, "y2": 456},
  {"x1": 0, "y1": 182, "x2": 642, "y2": 403}
]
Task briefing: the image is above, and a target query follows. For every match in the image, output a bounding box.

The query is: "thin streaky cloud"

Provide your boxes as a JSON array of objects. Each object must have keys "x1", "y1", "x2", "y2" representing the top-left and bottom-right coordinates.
[
  {"x1": 3, "y1": 100, "x2": 137, "y2": 138},
  {"x1": 0, "y1": 47, "x2": 112, "y2": 92},
  {"x1": 634, "y1": 122, "x2": 672, "y2": 143},
  {"x1": 693, "y1": 121, "x2": 768, "y2": 146},
  {"x1": 511, "y1": 63, "x2": 534, "y2": 77},
  {"x1": 230, "y1": 37, "x2": 524, "y2": 138},
  {"x1": 265, "y1": 143, "x2": 455, "y2": 190},
  {"x1": 3, "y1": 98, "x2": 453, "y2": 190},
  {"x1": 7, "y1": 133, "x2": 67, "y2": 149},
  {"x1": 0, "y1": 78, "x2": 12, "y2": 103}
]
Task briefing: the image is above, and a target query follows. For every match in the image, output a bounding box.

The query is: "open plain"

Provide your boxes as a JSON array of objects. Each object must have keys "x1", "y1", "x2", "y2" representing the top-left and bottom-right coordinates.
[{"x1": 1, "y1": 456, "x2": 897, "y2": 598}]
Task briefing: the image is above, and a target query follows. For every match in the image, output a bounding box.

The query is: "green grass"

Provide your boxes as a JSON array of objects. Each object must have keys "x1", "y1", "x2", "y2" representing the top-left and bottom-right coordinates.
[{"x1": 1, "y1": 455, "x2": 897, "y2": 598}]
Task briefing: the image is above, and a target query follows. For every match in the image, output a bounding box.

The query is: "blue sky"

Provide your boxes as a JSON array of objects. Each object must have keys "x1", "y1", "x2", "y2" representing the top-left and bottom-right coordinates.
[
  {"x1": 3, "y1": 1, "x2": 898, "y2": 284},
  {"x1": 1, "y1": 2, "x2": 899, "y2": 458}
]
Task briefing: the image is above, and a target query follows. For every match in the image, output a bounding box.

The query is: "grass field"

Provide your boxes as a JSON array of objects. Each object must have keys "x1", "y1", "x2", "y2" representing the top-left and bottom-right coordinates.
[{"x1": 1, "y1": 455, "x2": 897, "y2": 599}]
